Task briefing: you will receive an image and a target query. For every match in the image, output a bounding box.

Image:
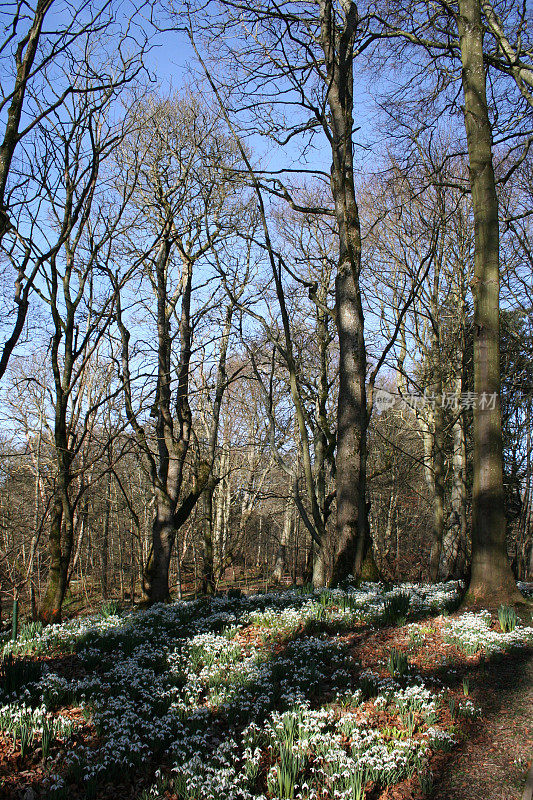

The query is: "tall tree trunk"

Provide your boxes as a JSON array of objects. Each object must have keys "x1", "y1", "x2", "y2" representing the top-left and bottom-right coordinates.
[
  {"x1": 101, "y1": 471, "x2": 111, "y2": 600},
  {"x1": 312, "y1": 543, "x2": 328, "y2": 587},
  {"x1": 457, "y1": 0, "x2": 523, "y2": 604},
  {"x1": 70, "y1": 474, "x2": 89, "y2": 578},
  {"x1": 442, "y1": 285, "x2": 469, "y2": 581},
  {"x1": 384, "y1": 491, "x2": 398, "y2": 560},
  {"x1": 317, "y1": 0, "x2": 369, "y2": 586},
  {"x1": 423, "y1": 399, "x2": 445, "y2": 581},
  {"x1": 527, "y1": 523, "x2": 533, "y2": 581},
  {"x1": 201, "y1": 482, "x2": 216, "y2": 594},
  {"x1": 39, "y1": 488, "x2": 73, "y2": 624},
  {"x1": 442, "y1": 387, "x2": 468, "y2": 580},
  {"x1": 130, "y1": 520, "x2": 136, "y2": 604},
  {"x1": 518, "y1": 404, "x2": 532, "y2": 579},
  {"x1": 143, "y1": 492, "x2": 175, "y2": 603},
  {"x1": 213, "y1": 445, "x2": 229, "y2": 583},
  {"x1": 272, "y1": 497, "x2": 292, "y2": 583},
  {"x1": 330, "y1": 244, "x2": 368, "y2": 586},
  {"x1": 256, "y1": 515, "x2": 263, "y2": 571},
  {"x1": 29, "y1": 405, "x2": 44, "y2": 620}
]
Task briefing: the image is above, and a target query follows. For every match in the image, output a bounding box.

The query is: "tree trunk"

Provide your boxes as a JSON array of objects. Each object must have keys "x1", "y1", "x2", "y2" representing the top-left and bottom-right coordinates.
[
  {"x1": 312, "y1": 543, "x2": 328, "y2": 588},
  {"x1": 101, "y1": 471, "x2": 111, "y2": 600},
  {"x1": 358, "y1": 535, "x2": 381, "y2": 582},
  {"x1": 317, "y1": 0, "x2": 369, "y2": 587},
  {"x1": 442, "y1": 394, "x2": 469, "y2": 579},
  {"x1": 456, "y1": 0, "x2": 524, "y2": 605},
  {"x1": 201, "y1": 483, "x2": 216, "y2": 594},
  {"x1": 70, "y1": 476, "x2": 89, "y2": 578},
  {"x1": 39, "y1": 491, "x2": 73, "y2": 624},
  {"x1": 130, "y1": 520, "x2": 136, "y2": 604},
  {"x1": 143, "y1": 493, "x2": 175, "y2": 603},
  {"x1": 214, "y1": 446, "x2": 230, "y2": 583},
  {"x1": 524, "y1": 520, "x2": 533, "y2": 581},
  {"x1": 516, "y1": 403, "x2": 532, "y2": 579},
  {"x1": 423, "y1": 399, "x2": 445, "y2": 581},
  {"x1": 28, "y1": 403, "x2": 44, "y2": 620},
  {"x1": 382, "y1": 489, "x2": 398, "y2": 574},
  {"x1": 330, "y1": 265, "x2": 368, "y2": 586},
  {"x1": 272, "y1": 497, "x2": 292, "y2": 583}
]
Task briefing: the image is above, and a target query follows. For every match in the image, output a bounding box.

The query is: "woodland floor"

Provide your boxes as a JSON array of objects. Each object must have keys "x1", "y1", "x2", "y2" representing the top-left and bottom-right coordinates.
[
  {"x1": 430, "y1": 649, "x2": 533, "y2": 800},
  {"x1": 0, "y1": 589, "x2": 532, "y2": 800},
  {"x1": 340, "y1": 618, "x2": 533, "y2": 800}
]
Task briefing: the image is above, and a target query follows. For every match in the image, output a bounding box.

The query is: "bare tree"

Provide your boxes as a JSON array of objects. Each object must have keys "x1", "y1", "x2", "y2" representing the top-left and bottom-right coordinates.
[
  {"x1": 371, "y1": 0, "x2": 531, "y2": 602},
  {"x1": 114, "y1": 93, "x2": 246, "y2": 603},
  {"x1": 20, "y1": 78, "x2": 137, "y2": 621},
  {"x1": 0, "y1": 0, "x2": 146, "y2": 380}
]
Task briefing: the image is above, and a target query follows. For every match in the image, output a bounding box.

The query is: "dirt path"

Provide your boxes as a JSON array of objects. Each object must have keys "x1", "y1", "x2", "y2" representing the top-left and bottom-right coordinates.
[{"x1": 432, "y1": 651, "x2": 533, "y2": 800}]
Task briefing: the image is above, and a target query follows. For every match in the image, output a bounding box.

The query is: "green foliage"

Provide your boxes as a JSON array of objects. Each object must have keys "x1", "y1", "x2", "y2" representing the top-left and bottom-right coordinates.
[
  {"x1": 41, "y1": 716, "x2": 57, "y2": 762},
  {"x1": 269, "y1": 710, "x2": 307, "y2": 799},
  {"x1": 383, "y1": 592, "x2": 410, "y2": 625},
  {"x1": 399, "y1": 708, "x2": 416, "y2": 736},
  {"x1": 19, "y1": 620, "x2": 43, "y2": 641},
  {"x1": 188, "y1": 640, "x2": 241, "y2": 674},
  {"x1": 275, "y1": 743, "x2": 301, "y2": 798},
  {"x1": 498, "y1": 605, "x2": 516, "y2": 633},
  {"x1": 382, "y1": 725, "x2": 409, "y2": 741},
  {"x1": 16, "y1": 714, "x2": 35, "y2": 757},
  {"x1": 171, "y1": 773, "x2": 189, "y2": 800},
  {"x1": 339, "y1": 593, "x2": 359, "y2": 612},
  {"x1": 429, "y1": 729, "x2": 455, "y2": 752},
  {"x1": 336, "y1": 689, "x2": 362, "y2": 709},
  {"x1": 387, "y1": 648, "x2": 408, "y2": 678},
  {"x1": 0, "y1": 707, "x2": 61, "y2": 759},
  {"x1": 408, "y1": 624, "x2": 433, "y2": 651},
  {"x1": 100, "y1": 599, "x2": 121, "y2": 618},
  {"x1": 418, "y1": 769, "x2": 433, "y2": 796},
  {"x1": 344, "y1": 764, "x2": 367, "y2": 800},
  {"x1": 359, "y1": 673, "x2": 378, "y2": 700},
  {"x1": 462, "y1": 677, "x2": 470, "y2": 696},
  {"x1": 318, "y1": 590, "x2": 335, "y2": 608}
]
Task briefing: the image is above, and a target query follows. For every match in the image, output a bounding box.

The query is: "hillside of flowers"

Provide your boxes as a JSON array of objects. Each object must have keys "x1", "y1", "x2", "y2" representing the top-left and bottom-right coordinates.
[{"x1": 1, "y1": 582, "x2": 532, "y2": 800}]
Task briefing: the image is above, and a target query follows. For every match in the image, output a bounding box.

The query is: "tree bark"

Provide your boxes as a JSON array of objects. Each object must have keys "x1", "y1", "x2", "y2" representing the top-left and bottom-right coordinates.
[
  {"x1": 201, "y1": 484, "x2": 216, "y2": 594},
  {"x1": 423, "y1": 399, "x2": 445, "y2": 581},
  {"x1": 442, "y1": 385, "x2": 469, "y2": 580},
  {"x1": 456, "y1": 0, "x2": 524, "y2": 605},
  {"x1": 317, "y1": 0, "x2": 369, "y2": 586},
  {"x1": 143, "y1": 491, "x2": 176, "y2": 603},
  {"x1": 39, "y1": 487, "x2": 73, "y2": 624},
  {"x1": 272, "y1": 497, "x2": 292, "y2": 583},
  {"x1": 101, "y1": 471, "x2": 111, "y2": 600}
]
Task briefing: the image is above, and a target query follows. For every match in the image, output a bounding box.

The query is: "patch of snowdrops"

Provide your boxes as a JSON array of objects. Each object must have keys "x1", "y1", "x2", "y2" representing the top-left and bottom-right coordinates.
[
  {"x1": 0, "y1": 580, "x2": 531, "y2": 799},
  {"x1": 443, "y1": 610, "x2": 533, "y2": 656}
]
